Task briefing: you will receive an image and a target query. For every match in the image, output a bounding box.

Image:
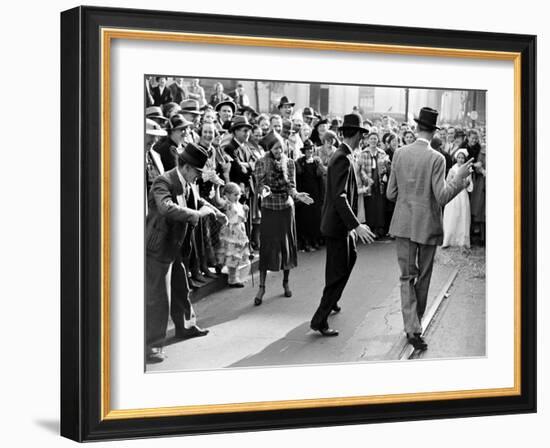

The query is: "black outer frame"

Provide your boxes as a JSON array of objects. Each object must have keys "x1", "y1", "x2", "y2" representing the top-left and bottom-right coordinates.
[{"x1": 60, "y1": 5, "x2": 537, "y2": 442}]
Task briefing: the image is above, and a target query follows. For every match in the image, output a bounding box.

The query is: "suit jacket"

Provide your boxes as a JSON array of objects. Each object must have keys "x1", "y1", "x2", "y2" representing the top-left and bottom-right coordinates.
[
  {"x1": 154, "y1": 136, "x2": 179, "y2": 172},
  {"x1": 146, "y1": 168, "x2": 205, "y2": 263},
  {"x1": 224, "y1": 138, "x2": 253, "y2": 187},
  {"x1": 151, "y1": 85, "x2": 173, "y2": 106},
  {"x1": 387, "y1": 139, "x2": 463, "y2": 245},
  {"x1": 320, "y1": 143, "x2": 360, "y2": 238}
]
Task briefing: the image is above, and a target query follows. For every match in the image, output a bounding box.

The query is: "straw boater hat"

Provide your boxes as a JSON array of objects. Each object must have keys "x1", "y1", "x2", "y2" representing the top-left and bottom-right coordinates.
[
  {"x1": 413, "y1": 107, "x2": 440, "y2": 130},
  {"x1": 177, "y1": 142, "x2": 208, "y2": 172},
  {"x1": 145, "y1": 118, "x2": 168, "y2": 136},
  {"x1": 179, "y1": 99, "x2": 203, "y2": 115}
]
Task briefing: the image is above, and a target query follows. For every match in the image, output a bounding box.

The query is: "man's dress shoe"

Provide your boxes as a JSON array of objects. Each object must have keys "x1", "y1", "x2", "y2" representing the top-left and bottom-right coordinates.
[
  {"x1": 146, "y1": 347, "x2": 166, "y2": 364},
  {"x1": 175, "y1": 326, "x2": 209, "y2": 340},
  {"x1": 407, "y1": 334, "x2": 428, "y2": 351},
  {"x1": 310, "y1": 324, "x2": 339, "y2": 337}
]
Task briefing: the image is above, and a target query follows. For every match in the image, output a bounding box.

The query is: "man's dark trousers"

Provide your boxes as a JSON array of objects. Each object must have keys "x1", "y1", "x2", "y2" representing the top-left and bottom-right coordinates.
[
  {"x1": 145, "y1": 243, "x2": 197, "y2": 348},
  {"x1": 311, "y1": 233, "x2": 357, "y2": 329}
]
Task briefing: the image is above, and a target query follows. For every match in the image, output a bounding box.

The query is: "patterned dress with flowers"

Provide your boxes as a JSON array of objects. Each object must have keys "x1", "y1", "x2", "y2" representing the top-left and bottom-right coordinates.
[{"x1": 216, "y1": 202, "x2": 250, "y2": 269}]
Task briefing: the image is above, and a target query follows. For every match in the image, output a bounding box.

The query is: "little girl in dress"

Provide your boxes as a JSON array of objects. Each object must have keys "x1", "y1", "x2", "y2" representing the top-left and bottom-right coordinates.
[{"x1": 215, "y1": 182, "x2": 250, "y2": 287}]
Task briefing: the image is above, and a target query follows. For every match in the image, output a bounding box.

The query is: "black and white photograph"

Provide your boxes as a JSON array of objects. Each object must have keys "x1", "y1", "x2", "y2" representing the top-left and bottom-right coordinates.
[{"x1": 144, "y1": 76, "x2": 487, "y2": 371}]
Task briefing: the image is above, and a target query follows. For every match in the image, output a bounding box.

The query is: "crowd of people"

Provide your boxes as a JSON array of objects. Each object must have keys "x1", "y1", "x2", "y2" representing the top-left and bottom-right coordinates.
[{"x1": 144, "y1": 76, "x2": 487, "y2": 363}]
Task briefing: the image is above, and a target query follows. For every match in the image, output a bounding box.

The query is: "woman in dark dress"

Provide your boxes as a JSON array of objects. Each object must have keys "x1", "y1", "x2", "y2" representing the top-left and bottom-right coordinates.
[
  {"x1": 295, "y1": 139, "x2": 325, "y2": 251},
  {"x1": 253, "y1": 132, "x2": 314, "y2": 306}
]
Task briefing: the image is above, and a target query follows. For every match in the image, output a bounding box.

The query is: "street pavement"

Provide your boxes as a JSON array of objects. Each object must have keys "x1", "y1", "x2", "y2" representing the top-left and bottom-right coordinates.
[
  {"x1": 147, "y1": 241, "x2": 480, "y2": 372},
  {"x1": 413, "y1": 247, "x2": 486, "y2": 360}
]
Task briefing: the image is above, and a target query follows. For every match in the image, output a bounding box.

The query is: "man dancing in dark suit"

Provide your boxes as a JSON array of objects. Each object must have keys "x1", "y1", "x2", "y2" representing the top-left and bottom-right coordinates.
[
  {"x1": 387, "y1": 107, "x2": 473, "y2": 350},
  {"x1": 310, "y1": 114, "x2": 375, "y2": 336},
  {"x1": 145, "y1": 143, "x2": 228, "y2": 364}
]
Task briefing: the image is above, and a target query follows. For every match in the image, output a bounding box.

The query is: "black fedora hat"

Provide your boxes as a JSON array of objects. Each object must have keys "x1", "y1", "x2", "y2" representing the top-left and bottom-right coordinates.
[
  {"x1": 177, "y1": 142, "x2": 208, "y2": 171},
  {"x1": 215, "y1": 100, "x2": 237, "y2": 114},
  {"x1": 413, "y1": 107, "x2": 440, "y2": 130},
  {"x1": 338, "y1": 114, "x2": 370, "y2": 134},
  {"x1": 277, "y1": 96, "x2": 295, "y2": 108},
  {"x1": 230, "y1": 115, "x2": 253, "y2": 132}
]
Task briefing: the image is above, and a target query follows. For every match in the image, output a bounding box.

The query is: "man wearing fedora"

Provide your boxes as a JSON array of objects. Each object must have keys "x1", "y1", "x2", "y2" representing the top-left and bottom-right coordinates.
[
  {"x1": 310, "y1": 114, "x2": 375, "y2": 337},
  {"x1": 387, "y1": 107, "x2": 473, "y2": 351},
  {"x1": 223, "y1": 115, "x2": 255, "y2": 195},
  {"x1": 278, "y1": 96, "x2": 295, "y2": 120},
  {"x1": 154, "y1": 114, "x2": 194, "y2": 172},
  {"x1": 146, "y1": 143, "x2": 228, "y2": 364},
  {"x1": 179, "y1": 99, "x2": 204, "y2": 144}
]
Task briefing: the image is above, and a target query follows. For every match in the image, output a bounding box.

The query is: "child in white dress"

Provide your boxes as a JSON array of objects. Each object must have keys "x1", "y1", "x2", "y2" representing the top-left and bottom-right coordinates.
[
  {"x1": 215, "y1": 182, "x2": 250, "y2": 287},
  {"x1": 442, "y1": 149, "x2": 474, "y2": 248}
]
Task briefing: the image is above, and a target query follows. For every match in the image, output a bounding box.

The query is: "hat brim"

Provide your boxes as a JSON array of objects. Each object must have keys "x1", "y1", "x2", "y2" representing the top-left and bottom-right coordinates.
[
  {"x1": 180, "y1": 109, "x2": 203, "y2": 115},
  {"x1": 146, "y1": 129, "x2": 167, "y2": 136},
  {"x1": 147, "y1": 115, "x2": 169, "y2": 121},
  {"x1": 230, "y1": 123, "x2": 253, "y2": 132},
  {"x1": 239, "y1": 108, "x2": 258, "y2": 117},
  {"x1": 413, "y1": 118, "x2": 440, "y2": 130},
  {"x1": 338, "y1": 125, "x2": 370, "y2": 134},
  {"x1": 170, "y1": 123, "x2": 194, "y2": 131}
]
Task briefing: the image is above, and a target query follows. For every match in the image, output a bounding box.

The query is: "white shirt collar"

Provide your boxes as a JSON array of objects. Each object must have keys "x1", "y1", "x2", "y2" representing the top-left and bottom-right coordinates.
[{"x1": 416, "y1": 138, "x2": 430, "y2": 145}]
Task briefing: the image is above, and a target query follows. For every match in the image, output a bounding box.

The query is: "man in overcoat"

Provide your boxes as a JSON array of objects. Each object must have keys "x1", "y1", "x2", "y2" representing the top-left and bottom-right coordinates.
[
  {"x1": 387, "y1": 107, "x2": 473, "y2": 350},
  {"x1": 310, "y1": 114, "x2": 375, "y2": 336},
  {"x1": 145, "y1": 143, "x2": 227, "y2": 363}
]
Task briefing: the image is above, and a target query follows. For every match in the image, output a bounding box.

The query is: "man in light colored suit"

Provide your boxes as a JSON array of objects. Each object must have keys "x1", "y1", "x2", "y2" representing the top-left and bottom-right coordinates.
[{"x1": 387, "y1": 107, "x2": 473, "y2": 351}]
